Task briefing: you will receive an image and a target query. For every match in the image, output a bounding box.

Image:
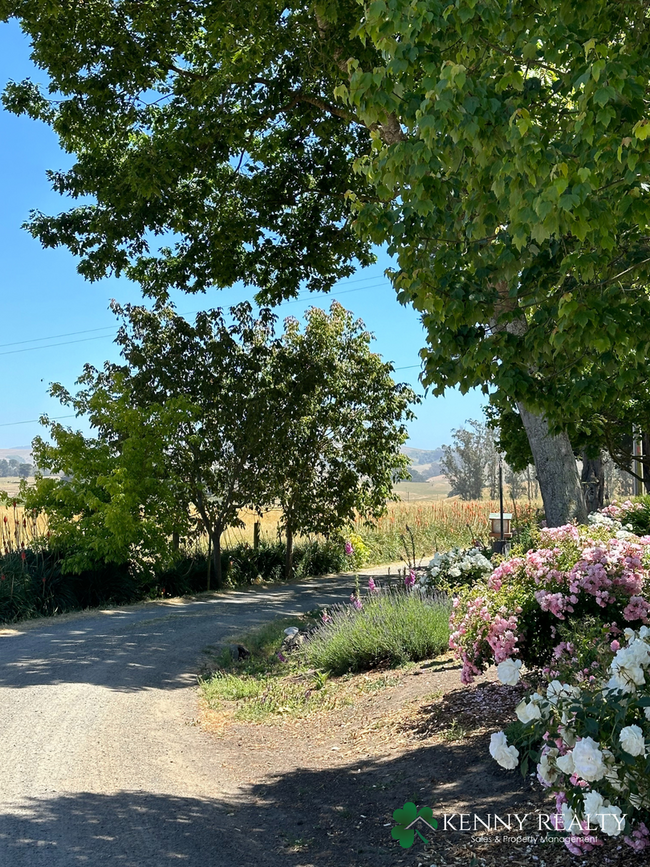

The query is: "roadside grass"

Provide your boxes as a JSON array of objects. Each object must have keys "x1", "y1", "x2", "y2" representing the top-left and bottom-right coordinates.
[
  {"x1": 199, "y1": 594, "x2": 451, "y2": 723},
  {"x1": 200, "y1": 614, "x2": 347, "y2": 722},
  {"x1": 303, "y1": 591, "x2": 451, "y2": 676}
]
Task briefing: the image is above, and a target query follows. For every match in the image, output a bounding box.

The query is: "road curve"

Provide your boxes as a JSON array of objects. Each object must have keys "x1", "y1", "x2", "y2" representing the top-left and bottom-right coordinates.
[{"x1": 0, "y1": 575, "x2": 357, "y2": 866}]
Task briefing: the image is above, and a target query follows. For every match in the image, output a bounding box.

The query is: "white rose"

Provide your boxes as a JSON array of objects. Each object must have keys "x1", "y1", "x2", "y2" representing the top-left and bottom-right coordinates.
[
  {"x1": 583, "y1": 790, "x2": 605, "y2": 824},
  {"x1": 572, "y1": 736, "x2": 607, "y2": 782},
  {"x1": 547, "y1": 680, "x2": 581, "y2": 706},
  {"x1": 561, "y1": 803, "x2": 580, "y2": 833},
  {"x1": 640, "y1": 626, "x2": 650, "y2": 640},
  {"x1": 644, "y1": 707, "x2": 650, "y2": 722},
  {"x1": 620, "y1": 724, "x2": 646, "y2": 757},
  {"x1": 497, "y1": 658, "x2": 522, "y2": 685},
  {"x1": 556, "y1": 752, "x2": 575, "y2": 775},
  {"x1": 515, "y1": 697, "x2": 541, "y2": 725},
  {"x1": 537, "y1": 749, "x2": 559, "y2": 785},
  {"x1": 448, "y1": 566, "x2": 461, "y2": 578},
  {"x1": 489, "y1": 731, "x2": 519, "y2": 769},
  {"x1": 596, "y1": 804, "x2": 625, "y2": 837},
  {"x1": 628, "y1": 639, "x2": 650, "y2": 667},
  {"x1": 624, "y1": 628, "x2": 636, "y2": 641},
  {"x1": 606, "y1": 670, "x2": 640, "y2": 695},
  {"x1": 608, "y1": 647, "x2": 646, "y2": 693}
]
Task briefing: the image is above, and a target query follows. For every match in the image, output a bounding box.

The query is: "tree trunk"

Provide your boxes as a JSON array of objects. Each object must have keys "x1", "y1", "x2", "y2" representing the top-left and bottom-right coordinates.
[
  {"x1": 517, "y1": 402, "x2": 586, "y2": 526},
  {"x1": 581, "y1": 451, "x2": 604, "y2": 514},
  {"x1": 212, "y1": 529, "x2": 223, "y2": 589},
  {"x1": 285, "y1": 523, "x2": 294, "y2": 582}
]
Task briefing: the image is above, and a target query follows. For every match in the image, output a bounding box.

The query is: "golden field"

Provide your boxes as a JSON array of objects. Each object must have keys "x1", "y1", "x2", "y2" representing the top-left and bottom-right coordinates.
[{"x1": 1, "y1": 473, "x2": 540, "y2": 559}]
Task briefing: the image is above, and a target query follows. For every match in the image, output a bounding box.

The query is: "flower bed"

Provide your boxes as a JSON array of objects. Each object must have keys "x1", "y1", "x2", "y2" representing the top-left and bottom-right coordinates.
[
  {"x1": 450, "y1": 502, "x2": 650, "y2": 854},
  {"x1": 418, "y1": 546, "x2": 493, "y2": 593},
  {"x1": 490, "y1": 625, "x2": 650, "y2": 854},
  {"x1": 450, "y1": 523, "x2": 650, "y2": 685}
]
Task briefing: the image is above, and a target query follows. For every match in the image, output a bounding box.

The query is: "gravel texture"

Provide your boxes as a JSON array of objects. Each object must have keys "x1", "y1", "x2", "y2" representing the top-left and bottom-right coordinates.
[{"x1": 0, "y1": 573, "x2": 359, "y2": 866}]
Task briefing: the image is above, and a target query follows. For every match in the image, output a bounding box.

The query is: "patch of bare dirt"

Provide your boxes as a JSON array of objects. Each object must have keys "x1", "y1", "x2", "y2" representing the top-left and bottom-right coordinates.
[{"x1": 198, "y1": 656, "x2": 647, "y2": 867}]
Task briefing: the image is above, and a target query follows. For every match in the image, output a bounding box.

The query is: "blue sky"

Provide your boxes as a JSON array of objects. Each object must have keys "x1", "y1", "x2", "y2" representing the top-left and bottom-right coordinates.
[{"x1": 0, "y1": 19, "x2": 485, "y2": 452}]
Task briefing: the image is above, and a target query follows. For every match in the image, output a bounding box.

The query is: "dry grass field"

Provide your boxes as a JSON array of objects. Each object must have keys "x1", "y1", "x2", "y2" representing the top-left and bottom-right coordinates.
[{"x1": 1, "y1": 473, "x2": 540, "y2": 561}]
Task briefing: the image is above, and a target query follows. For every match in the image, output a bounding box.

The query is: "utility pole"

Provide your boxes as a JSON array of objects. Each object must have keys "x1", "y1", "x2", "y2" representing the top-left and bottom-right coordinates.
[
  {"x1": 499, "y1": 454, "x2": 505, "y2": 551},
  {"x1": 633, "y1": 426, "x2": 644, "y2": 496}
]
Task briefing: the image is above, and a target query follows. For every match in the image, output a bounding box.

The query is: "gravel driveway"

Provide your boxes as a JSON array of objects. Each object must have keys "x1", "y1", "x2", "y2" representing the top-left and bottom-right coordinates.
[{"x1": 0, "y1": 574, "x2": 362, "y2": 867}]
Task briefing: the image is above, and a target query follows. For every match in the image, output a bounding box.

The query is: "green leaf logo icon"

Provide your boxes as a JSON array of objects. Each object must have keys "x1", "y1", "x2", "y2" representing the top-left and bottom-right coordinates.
[{"x1": 391, "y1": 802, "x2": 438, "y2": 848}]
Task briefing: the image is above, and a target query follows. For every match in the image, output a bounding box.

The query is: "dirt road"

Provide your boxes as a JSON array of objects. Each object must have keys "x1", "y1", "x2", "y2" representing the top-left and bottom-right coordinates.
[{"x1": 0, "y1": 575, "x2": 360, "y2": 867}]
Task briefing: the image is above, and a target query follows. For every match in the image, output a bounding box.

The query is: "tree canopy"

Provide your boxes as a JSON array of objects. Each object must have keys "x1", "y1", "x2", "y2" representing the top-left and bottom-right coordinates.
[
  {"x1": 271, "y1": 303, "x2": 416, "y2": 576},
  {"x1": 27, "y1": 301, "x2": 415, "y2": 583},
  {"x1": 4, "y1": 0, "x2": 650, "y2": 522}
]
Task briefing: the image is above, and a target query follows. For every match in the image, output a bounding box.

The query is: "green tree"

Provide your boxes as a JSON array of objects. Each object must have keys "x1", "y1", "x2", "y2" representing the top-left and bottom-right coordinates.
[
  {"x1": 440, "y1": 420, "x2": 488, "y2": 501},
  {"x1": 271, "y1": 302, "x2": 416, "y2": 578},
  {"x1": 5, "y1": 1, "x2": 650, "y2": 524},
  {"x1": 343, "y1": 0, "x2": 650, "y2": 523},
  {"x1": 27, "y1": 300, "x2": 415, "y2": 584},
  {"x1": 26, "y1": 398, "x2": 189, "y2": 575},
  {"x1": 28, "y1": 303, "x2": 280, "y2": 585}
]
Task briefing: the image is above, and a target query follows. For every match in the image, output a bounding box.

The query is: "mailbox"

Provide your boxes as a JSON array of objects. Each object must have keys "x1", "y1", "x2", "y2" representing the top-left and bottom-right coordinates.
[{"x1": 489, "y1": 513, "x2": 513, "y2": 540}]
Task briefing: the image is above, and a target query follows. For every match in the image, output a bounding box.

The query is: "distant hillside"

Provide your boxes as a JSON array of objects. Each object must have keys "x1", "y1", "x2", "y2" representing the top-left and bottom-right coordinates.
[
  {"x1": 402, "y1": 446, "x2": 444, "y2": 480},
  {"x1": 0, "y1": 447, "x2": 32, "y2": 463}
]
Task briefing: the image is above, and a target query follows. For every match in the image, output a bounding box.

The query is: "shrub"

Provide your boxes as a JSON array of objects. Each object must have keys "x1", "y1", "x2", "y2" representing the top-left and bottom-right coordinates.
[
  {"x1": 599, "y1": 498, "x2": 650, "y2": 537},
  {"x1": 0, "y1": 547, "x2": 143, "y2": 623},
  {"x1": 224, "y1": 539, "x2": 348, "y2": 586},
  {"x1": 491, "y1": 625, "x2": 650, "y2": 855},
  {"x1": 419, "y1": 546, "x2": 493, "y2": 592},
  {"x1": 343, "y1": 532, "x2": 370, "y2": 569},
  {"x1": 304, "y1": 589, "x2": 451, "y2": 675},
  {"x1": 450, "y1": 523, "x2": 650, "y2": 684}
]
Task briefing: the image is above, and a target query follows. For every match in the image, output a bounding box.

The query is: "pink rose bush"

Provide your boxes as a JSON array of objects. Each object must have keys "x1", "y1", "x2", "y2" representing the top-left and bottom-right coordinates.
[
  {"x1": 472, "y1": 502, "x2": 650, "y2": 854},
  {"x1": 451, "y1": 523, "x2": 650, "y2": 685}
]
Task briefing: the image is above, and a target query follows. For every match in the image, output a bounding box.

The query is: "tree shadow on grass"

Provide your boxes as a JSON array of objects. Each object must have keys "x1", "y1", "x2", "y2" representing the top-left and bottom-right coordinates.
[{"x1": 0, "y1": 736, "x2": 544, "y2": 867}]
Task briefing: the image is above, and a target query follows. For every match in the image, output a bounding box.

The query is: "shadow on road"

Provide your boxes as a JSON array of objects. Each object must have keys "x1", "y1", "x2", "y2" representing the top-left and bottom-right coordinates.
[
  {"x1": 0, "y1": 578, "x2": 356, "y2": 692},
  {"x1": 0, "y1": 736, "x2": 542, "y2": 867}
]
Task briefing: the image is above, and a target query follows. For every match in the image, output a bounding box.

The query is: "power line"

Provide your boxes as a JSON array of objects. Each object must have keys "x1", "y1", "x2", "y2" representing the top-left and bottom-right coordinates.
[
  {"x1": 0, "y1": 334, "x2": 116, "y2": 357},
  {"x1": 0, "y1": 273, "x2": 392, "y2": 351},
  {"x1": 0, "y1": 281, "x2": 392, "y2": 356},
  {"x1": 0, "y1": 324, "x2": 116, "y2": 350},
  {"x1": 0, "y1": 414, "x2": 76, "y2": 428}
]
